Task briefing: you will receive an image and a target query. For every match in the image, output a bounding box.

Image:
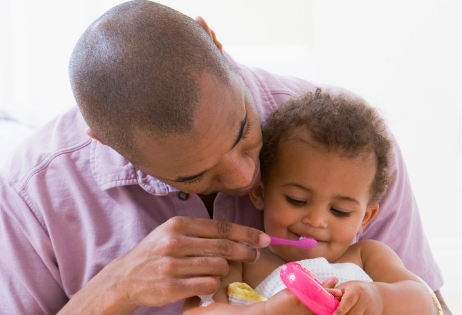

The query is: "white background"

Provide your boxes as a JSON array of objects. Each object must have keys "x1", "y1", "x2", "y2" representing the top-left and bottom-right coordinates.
[{"x1": 0, "y1": 0, "x2": 460, "y2": 312}]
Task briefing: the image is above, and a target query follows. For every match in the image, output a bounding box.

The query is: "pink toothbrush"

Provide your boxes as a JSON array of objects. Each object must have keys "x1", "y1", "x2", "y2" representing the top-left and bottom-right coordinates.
[{"x1": 269, "y1": 236, "x2": 317, "y2": 249}]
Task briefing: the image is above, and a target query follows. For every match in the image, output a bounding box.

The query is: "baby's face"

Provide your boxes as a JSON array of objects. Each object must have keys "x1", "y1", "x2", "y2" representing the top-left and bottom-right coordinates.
[{"x1": 261, "y1": 129, "x2": 378, "y2": 263}]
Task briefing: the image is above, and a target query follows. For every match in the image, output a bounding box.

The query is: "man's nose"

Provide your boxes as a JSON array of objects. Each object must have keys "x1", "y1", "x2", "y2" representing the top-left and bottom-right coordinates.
[{"x1": 220, "y1": 151, "x2": 257, "y2": 190}]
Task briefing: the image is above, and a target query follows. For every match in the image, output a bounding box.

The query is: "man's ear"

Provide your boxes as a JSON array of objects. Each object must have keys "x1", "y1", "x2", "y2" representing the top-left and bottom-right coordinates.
[
  {"x1": 195, "y1": 16, "x2": 223, "y2": 52},
  {"x1": 358, "y1": 203, "x2": 379, "y2": 233},
  {"x1": 249, "y1": 181, "x2": 265, "y2": 211},
  {"x1": 86, "y1": 128, "x2": 106, "y2": 145}
]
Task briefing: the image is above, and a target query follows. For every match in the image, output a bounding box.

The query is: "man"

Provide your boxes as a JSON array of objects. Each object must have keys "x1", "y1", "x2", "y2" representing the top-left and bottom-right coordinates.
[{"x1": 0, "y1": 1, "x2": 449, "y2": 314}]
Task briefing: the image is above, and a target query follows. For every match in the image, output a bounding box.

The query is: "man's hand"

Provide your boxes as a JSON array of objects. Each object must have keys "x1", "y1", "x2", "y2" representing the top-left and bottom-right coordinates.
[
  {"x1": 113, "y1": 216, "x2": 270, "y2": 307},
  {"x1": 264, "y1": 289, "x2": 315, "y2": 315},
  {"x1": 58, "y1": 216, "x2": 270, "y2": 314}
]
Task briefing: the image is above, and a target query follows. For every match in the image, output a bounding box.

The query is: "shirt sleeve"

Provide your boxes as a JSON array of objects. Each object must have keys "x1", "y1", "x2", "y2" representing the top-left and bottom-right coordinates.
[
  {"x1": 358, "y1": 136, "x2": 444, "y2": 291},
  {"x1": 0, "y1": 175, "x2": 68, "y2": 314}
]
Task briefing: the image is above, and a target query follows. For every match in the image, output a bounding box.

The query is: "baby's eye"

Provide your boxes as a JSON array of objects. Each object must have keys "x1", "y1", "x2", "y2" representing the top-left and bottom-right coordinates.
[
  {"x1": 330, "y1": 208, "x2": 351, "y2": 217},
  {"x1": 285, "y1": 196, "x2": 306, "y2": 207}
]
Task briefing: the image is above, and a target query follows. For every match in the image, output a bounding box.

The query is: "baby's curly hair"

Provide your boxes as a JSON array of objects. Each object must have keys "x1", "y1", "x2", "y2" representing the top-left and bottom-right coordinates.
[{"x1": 260, "y1": 88, "x2": 393, "y2": 203}]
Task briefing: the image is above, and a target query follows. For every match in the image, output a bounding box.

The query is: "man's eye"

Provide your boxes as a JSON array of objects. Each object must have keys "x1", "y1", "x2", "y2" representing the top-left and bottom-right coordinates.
[
  {"x1": 331, "y1": 208, "x2": 351, "y2": 217},
  {"x1": 240, "y1": 120, "x2": 251, "y2": 141},
  {"x1": 285, "y1": 196, "x2": 306, "y2": 206},
  {"x1": 185, "y1": 174, "x2": 205, "y2": 185}
]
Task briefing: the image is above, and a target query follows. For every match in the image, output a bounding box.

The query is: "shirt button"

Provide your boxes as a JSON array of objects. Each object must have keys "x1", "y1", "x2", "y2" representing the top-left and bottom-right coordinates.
[{"x1": 178, "y1": 192, "x2": 189, "y2": 200}]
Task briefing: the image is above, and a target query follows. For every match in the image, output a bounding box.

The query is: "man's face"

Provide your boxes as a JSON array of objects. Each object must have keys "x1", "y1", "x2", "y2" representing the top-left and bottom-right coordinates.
[{"x1": 134, "y1": 72, "x2": 262, "y2": 195}]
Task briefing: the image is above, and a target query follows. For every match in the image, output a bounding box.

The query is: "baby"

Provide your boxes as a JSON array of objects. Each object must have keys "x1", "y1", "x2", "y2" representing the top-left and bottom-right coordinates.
[{"x1": 184, "y1": 88, "x2": 441, "y2": 315}]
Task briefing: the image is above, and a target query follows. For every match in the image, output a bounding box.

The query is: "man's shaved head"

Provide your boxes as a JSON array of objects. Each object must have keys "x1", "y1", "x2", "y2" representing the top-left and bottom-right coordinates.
[{"x1": 69, "y1": 0, "x2": 234, "y2": 162}]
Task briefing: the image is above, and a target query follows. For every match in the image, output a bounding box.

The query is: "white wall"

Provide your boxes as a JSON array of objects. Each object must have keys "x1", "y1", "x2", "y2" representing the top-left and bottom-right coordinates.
[{"x1": 1, "y1": 0, "x2": 460, "y2": 311}]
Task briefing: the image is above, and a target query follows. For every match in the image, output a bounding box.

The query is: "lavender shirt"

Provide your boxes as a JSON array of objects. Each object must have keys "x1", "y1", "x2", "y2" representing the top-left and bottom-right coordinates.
[{"x1": 0, "y1": 53, "x2": 442, "y2": 314}]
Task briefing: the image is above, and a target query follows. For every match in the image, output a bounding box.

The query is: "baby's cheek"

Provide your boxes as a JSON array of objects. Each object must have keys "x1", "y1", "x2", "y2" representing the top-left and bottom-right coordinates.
[{"x1": 263, "y1": 210, "x2": 289, "y2": 232}]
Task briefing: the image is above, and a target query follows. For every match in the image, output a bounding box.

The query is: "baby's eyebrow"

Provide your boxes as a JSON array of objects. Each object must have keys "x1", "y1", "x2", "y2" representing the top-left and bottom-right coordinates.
[{"x1": 333, "y1": 195, "x2": 360, "y2": 205}]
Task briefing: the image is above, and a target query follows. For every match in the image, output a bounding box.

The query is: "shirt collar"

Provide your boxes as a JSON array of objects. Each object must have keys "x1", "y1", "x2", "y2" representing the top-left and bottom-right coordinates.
[{"x1": 90, "y1": 139, "x2": 178, "y2": 196}]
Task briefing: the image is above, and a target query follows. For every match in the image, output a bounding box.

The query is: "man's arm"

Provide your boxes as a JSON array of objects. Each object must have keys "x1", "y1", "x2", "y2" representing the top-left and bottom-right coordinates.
[
  {"x1": 0, "y1": 177, "x2": 69, "y2": 314},
  {"x1": 57, "y1": 217, "x2": 270, "y2": 314},
  {"x1": 183, "y1": 289, "x2": 314, "y2": 315},
  {"x1": 359, "y1": 138, "x2": 446, "y2": 296},
  {"x1": 2, "y1": 173, "x2": 270, "y2": 314}
]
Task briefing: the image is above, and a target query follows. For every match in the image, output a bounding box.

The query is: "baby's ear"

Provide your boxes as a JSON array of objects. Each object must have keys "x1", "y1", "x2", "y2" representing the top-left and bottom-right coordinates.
[
  {"x1": 358, "y1": 202, "x2": 379, "y2": 233},
  {"x1": 249, "y1": 181, "x2": 265, "y2": 211}
]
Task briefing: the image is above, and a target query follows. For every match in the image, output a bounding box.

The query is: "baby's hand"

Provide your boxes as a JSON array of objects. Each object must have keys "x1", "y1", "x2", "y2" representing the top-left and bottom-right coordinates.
[
  {"x1": 321, "y1": 276, "x2": 343, "y2": 300},
  {"x1": 332, "y1": 281, "x2": 381, "y2": 315}
]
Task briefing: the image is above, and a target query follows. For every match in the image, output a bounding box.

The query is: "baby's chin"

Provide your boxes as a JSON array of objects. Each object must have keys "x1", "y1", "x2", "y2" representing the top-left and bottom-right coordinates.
[{"x1": 268, "y1": 245, "x2": 320, "y2": 263}]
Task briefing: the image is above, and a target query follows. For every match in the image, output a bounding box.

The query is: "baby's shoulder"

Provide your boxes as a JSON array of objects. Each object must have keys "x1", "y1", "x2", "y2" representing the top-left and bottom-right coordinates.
[
  {"x1": 339, "y1": 240, "x2": 392, "y2": 265},
  {"x1": 356, "y1": 239, "x2": 394, "y2": 252}
]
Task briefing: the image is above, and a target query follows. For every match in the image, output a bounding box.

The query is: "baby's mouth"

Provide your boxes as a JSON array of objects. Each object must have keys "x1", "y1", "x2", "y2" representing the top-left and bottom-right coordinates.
[{"x1": 298, "y1": 234, "x2": 320, "y2": 242}]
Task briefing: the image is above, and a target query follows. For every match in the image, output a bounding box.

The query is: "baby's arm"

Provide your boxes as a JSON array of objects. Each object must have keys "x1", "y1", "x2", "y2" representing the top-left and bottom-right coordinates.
[
  {"x1": 183, "y1": 260, "x2": 313, "y2": 315},
  {"x1": 334, "y1": 240, "x2": 435, "y2": 315}
]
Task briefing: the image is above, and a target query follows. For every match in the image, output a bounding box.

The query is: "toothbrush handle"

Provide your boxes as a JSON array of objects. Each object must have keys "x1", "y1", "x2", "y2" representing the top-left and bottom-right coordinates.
[{"x1": 270, "y1": 236, "x2": 294, "y2": 246}]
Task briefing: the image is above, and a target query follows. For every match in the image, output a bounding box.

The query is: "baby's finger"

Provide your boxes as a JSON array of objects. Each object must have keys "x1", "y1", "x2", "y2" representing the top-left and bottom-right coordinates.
[
  {"x1": 332, "y1": 290, "x2": 358, "y2": 315},
  {"x1": 321, "y1": 276, "x2": 338, "y2": 289},
  {"x1": 327, "y1": 288, "x2": 343, "y2": 298}
]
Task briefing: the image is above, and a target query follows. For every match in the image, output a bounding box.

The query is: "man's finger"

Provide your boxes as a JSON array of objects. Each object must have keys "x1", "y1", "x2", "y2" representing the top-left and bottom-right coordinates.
[
  {"x1": 167, "y1": 216, "x2": 270, "y2": 248},
  {"x1": 159, "y1": 256, "x2": 230, "y2": 278},
  {"x1": 165, "y1": 234, "x2": 262, "y2": 262},
  {"x1": 162, "y1": 276, "x2": 223, "y2": 303}
]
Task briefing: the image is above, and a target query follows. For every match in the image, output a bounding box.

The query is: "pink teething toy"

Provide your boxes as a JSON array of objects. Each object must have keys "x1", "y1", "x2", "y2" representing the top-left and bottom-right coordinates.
[{"x1": 280, "y1": 262, "x2": 339, "y2": 315}]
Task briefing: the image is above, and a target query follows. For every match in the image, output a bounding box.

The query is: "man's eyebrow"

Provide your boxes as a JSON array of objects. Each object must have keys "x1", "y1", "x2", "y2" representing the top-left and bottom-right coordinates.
[{"x1": 174, "y1": 109, "x2": 247, "y2": 183}]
